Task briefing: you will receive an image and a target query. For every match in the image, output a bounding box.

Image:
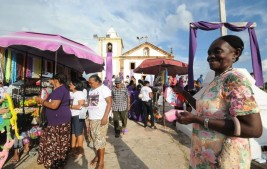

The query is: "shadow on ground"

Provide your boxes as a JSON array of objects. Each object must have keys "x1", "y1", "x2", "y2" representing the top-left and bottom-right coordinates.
[{"x1": 105, "y1": 122, "x2": 150, "y2": 169}]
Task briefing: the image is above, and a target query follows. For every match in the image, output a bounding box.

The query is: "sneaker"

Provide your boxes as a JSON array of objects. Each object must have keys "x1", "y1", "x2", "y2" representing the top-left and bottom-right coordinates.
[{"x1": 151, "y1": 126, "x2": 157, "y2": 129}]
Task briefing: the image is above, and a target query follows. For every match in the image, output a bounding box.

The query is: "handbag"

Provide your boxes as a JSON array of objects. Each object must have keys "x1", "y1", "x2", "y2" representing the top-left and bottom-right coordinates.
[{"x1": 39, "y1": 106, "x2": 48, "y2": 128}]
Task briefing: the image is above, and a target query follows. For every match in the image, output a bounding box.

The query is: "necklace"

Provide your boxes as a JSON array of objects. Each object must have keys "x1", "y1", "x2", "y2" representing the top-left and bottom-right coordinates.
[
  {"x1": 214, "y1": 67, "x2": 233, "y2": 81},
  {"x1": 202, "y1": 67, "x2": 233, "y2": 96}
]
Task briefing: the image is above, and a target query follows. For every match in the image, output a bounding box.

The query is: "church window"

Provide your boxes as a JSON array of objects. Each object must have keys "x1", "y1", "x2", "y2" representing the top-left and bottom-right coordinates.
[
  {"x1": 143, "y1": 47, "x2": 149, "y2": 56},
  {"x1": 107, "y1": 43, "x2": 112, "y2": 52},
  {"x1": 130, "y1": 62, "x2": 135, "y2": 70}
]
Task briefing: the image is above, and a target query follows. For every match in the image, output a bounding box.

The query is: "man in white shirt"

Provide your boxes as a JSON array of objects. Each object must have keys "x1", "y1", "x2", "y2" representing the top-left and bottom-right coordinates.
[{"x1": 140, "y1": 81, "x2": 156, "y2": 129}]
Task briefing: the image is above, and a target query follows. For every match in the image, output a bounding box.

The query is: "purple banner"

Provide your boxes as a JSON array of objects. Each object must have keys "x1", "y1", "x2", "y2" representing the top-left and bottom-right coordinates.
[
  {"x1": 106, "y1": 52, "x2": 113, "y2": 88},
  {"x1": 188, "y1": 21, "x2": 263, "y2": 89}
]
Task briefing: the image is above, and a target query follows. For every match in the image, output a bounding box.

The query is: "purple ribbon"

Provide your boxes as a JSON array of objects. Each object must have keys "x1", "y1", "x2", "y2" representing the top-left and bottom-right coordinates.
[
  {"x1": 188, "y1": 21, "x2": 263, "y2": 89},
  {"x1": 106, "y1": 52, "x2": 113, "y2": 89}
]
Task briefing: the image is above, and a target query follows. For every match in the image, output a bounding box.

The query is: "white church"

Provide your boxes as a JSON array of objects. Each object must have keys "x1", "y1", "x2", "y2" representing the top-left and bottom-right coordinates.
[{"x1": 96, "y1": 27, "x2": 174, "y2": 81}]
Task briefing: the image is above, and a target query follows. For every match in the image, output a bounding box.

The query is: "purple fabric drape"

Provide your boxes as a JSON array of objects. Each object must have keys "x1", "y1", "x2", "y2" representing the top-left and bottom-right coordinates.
[
  {"x1": 106, "y1": 52, "x2": 113, "y2": 88},
  {"x1": 188, "y1": 21, "x2": 263, "y2": 89}
]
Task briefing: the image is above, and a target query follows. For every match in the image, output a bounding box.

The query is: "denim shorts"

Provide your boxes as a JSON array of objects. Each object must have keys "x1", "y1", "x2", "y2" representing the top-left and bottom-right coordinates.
[{"x1": 71, "y1": 115, "x2": 85, "y2": 136}]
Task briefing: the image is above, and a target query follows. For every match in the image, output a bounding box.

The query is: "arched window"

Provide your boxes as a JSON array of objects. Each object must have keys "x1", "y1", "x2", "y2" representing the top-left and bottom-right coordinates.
[
  {"x1": 107, "y1": 43, "x2": 112, "y2": 52},
  {"x1": 143, "y1": 47, "x2": 149, "y2": 56}
]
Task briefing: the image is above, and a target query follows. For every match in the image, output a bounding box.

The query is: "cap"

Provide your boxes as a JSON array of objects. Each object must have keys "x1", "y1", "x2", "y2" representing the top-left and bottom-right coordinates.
[{"x1": 115, "y1": 77, "x2": 121, "y2": 84}]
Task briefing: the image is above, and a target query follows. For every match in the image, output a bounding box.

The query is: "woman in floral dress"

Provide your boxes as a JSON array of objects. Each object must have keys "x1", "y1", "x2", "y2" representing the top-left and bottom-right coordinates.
[{"x1": 174, "y1": 35, "x2": 262, "y2": 169}]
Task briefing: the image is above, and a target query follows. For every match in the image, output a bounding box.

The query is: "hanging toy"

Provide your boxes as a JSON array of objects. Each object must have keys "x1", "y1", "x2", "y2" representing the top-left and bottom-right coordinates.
[
  {"x1": 29, "y1": 126, "x2": 39, "y2": 139},
  {"x1": 0, "y1": 137, "x2": 15, "y2": 169},
  {"x1": 36, "y1": 126, "x2": 43, "y2": 136},
  {"x1": 4, "y1": 93, "x2": 20, "y2": 139},
  {"x1": 0, "y1": 99, "x2": 12, "y2": 141},
  {"x1": 20, "y1": 132, "x2": 27, "y2": 139}
]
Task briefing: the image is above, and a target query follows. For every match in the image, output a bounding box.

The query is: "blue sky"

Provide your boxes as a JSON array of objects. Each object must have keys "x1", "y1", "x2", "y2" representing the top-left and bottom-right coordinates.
[{"x1": 0, "y1": 0, "x2": 266, "y2": 82}]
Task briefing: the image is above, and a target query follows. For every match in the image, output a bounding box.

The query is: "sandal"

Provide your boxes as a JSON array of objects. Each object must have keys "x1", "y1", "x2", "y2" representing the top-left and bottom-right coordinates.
[
  {"x1": 90, "y1": 156, "x2": 99, "y2": 166},
  {"x1": 69, "y1": 151, "x2": 77, "y2": 158},
  {"x1": 97, "y1": 163, "x2": 105, "y2": 169},
  {"x1": 9, "y1": 157, "x2": 19, "y2": 163}
]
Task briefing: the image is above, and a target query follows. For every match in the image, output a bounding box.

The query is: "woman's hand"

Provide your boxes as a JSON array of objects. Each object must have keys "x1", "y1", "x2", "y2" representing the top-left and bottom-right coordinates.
[
  {"x1": 101, "y1": 116, "x2": 108, "y2": 126},
  {"x1": 176, "y1": 111, "x2": 196, "y2": 125},
  {"x1": 34, "y1": 96, "x2": 42, "y2": 104}
]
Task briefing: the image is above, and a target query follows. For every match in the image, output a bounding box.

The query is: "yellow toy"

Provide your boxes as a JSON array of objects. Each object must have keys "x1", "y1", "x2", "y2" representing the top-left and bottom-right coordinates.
[{"x1": 4, "y1": 93, "x2": 20, "y2": 139}]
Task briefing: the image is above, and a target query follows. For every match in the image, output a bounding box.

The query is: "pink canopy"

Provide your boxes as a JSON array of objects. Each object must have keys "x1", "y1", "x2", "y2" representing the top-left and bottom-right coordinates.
[
  {"x1": 0, "y1": 32, "x2": 104, "y2": 73},
  {"x1": 134, "y1": 58, "x2": 188, "y2": 76}
]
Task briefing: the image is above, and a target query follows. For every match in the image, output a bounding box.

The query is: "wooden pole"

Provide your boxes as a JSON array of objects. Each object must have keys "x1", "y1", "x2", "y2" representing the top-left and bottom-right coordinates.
[{"x1": 162, "y1": 69, "x2": 166, "y2": 127}]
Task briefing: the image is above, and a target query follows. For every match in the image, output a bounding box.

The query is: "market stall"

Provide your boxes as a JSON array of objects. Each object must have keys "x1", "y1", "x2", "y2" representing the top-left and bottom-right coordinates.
[{"x1": 0, "y1": 31, "x2": 104, "y2": 167}]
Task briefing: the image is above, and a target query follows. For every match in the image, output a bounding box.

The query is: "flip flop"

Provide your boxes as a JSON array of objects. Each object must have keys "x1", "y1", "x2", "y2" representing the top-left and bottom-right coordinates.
[{"x1": 9, "y1": 157, "x2": 19, "y2": 163}]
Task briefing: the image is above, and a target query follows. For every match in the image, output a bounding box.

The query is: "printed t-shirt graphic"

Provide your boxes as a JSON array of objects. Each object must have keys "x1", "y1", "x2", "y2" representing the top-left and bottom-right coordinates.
[{"x1": 88, "y1": 93, "x2": 99, "y2": 106}]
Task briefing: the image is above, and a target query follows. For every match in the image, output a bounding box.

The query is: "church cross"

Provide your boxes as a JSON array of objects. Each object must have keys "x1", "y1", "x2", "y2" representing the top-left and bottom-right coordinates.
[{"x1": 219, "y1": 0, "x2": 256, "y2": 35}]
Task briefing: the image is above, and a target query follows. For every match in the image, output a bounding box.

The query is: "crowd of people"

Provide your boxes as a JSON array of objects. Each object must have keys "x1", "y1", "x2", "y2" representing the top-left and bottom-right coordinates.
[{"x1": 0, "y1": 34, "x2": 263, "y2": 169}]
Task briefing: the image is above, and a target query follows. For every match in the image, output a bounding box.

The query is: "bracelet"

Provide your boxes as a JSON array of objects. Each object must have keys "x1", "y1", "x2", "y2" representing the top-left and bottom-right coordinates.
[
  {"x1": 204, "y1": 118, "x2": 209, "y2": 129},
  {"x1": 232, "y1": 117, "x2": 241, "y2": 136}
]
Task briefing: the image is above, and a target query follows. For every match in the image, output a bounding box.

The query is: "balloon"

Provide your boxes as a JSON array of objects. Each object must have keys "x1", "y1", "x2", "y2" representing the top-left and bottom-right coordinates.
[{"x1": 37, "y1": 130, "x2": 42, "y2": 136}]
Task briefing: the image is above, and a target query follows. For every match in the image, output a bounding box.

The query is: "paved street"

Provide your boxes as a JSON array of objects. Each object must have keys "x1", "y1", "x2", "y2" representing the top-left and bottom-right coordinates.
[{"x1": 4, "y1": 120, "x2": 191, "y2": 169}]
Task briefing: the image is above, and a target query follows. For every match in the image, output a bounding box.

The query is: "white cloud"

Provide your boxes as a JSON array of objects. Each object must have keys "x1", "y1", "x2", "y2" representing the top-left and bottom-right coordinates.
[{"x1": 165, "y1": 4, "x2": 193, "y2": 32}]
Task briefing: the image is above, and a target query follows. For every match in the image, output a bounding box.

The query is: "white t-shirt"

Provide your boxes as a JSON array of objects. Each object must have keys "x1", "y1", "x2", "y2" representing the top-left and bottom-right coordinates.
[
  {"x1": 88, "y1": 84, "x2": 111, "y2": 120},
  {"x1": 82, "y1": 88, "x2": 88, "y2": 98},
  {"x1": 70, "y1": 91, "x2": 86, "y2": 116},
  {"x1": 140, "y1": 86, "x2": 152, "y2": 101}
]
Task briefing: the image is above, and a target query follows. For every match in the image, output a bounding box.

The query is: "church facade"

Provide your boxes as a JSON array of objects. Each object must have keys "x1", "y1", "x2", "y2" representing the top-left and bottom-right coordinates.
[{"x1": 97, "y1": 27, "x2": 174, "y2": 81}]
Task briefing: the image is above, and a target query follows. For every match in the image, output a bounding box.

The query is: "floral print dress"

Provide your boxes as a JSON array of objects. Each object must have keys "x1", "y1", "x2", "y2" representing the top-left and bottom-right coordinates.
[{"x1": 190, "y1": 69, "x2": 259, "y2": 169}]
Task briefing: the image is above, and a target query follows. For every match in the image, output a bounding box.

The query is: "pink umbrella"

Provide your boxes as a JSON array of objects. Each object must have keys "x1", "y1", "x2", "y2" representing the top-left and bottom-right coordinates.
[{"x1": 0, "y1": 32, "x2": 104, "y2": 73}]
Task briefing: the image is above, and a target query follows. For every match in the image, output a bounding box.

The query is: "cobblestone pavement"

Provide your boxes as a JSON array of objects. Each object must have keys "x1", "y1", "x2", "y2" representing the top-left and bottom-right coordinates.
[{"x1": 4, "y1": 120, "x2": 191, "y2": 169}]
